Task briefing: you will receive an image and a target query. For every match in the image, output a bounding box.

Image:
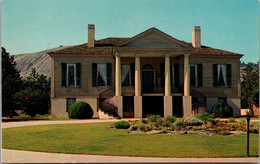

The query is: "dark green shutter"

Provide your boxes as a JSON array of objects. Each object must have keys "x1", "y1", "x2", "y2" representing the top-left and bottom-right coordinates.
[
  {"x1": 226, "y1": 64, "x2": 231, "y2": 87},
  {"x1": 76, "y1": 63, "x2": 81, "y2": 87},
  {"x1": 106, "y1": 63, "x2": 112, "y2": 86},
  {"x1": 197, "y1": 64, "x2": 203, "y2": 87},
  {"x1": 160, "y1": 63, "x2": 165, "y2": 87},
  {"x1": 213, "y1": 64, "x2": 218, "y2": 87},
  {"x1": 174, "y1": 64, "x2": 179, "y2": 87},
  {"x1": 61, "y1": 63, "x2": 67, "y2": 87},
  {"x1": 130, "y1": 63, "x2": 135, "y2": 86},
  {"x1": 92, "y1": 63, "x2": 97, "y2": 87}
]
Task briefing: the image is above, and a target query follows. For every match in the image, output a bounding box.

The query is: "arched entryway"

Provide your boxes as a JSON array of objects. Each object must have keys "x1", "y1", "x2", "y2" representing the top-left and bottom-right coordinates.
[{"x1": 142, "y1": 64, "x2": 154, "y2": 93}]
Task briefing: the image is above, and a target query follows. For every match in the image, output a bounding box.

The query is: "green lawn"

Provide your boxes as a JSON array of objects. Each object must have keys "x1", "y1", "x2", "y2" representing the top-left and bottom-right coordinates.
[{"x1": 2, "y1": 122, "x2": 259, "y2": 158}]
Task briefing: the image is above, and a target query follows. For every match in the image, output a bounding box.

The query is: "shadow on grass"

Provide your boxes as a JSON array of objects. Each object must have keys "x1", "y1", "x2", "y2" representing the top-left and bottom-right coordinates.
[{"x1": 2, "y1": 115, "x2": 70, "y2": 122}]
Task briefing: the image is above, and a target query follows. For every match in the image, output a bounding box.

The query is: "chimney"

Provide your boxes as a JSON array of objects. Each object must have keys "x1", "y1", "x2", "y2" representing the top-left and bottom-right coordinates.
[
  {"x1": 192, "y1": 26, "x2": 201, "y2": 48},
  {"x1": 88, "y1": 24, "x2": 95, "y2": 47}
]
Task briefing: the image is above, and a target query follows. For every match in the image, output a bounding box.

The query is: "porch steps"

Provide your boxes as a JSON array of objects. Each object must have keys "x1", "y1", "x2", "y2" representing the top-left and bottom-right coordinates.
[
  {"x1": 104, "y1": 97, "x2": 116, "y2": 105},
  {"x1": 98, "y1": 109, "x2": 115, "y2": 119}
]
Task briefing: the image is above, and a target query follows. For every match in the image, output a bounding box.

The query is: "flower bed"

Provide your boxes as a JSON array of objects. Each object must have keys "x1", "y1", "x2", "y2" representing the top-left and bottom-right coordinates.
[{"x1": 112, "y1": 113, "x2": 259, "y2": 136}]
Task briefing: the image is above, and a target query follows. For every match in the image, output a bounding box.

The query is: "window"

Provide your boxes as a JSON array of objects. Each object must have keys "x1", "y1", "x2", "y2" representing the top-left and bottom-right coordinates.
[
  {"x1": 97, "y1": 64, "x2": 107, "y2": 86},
  {"x1": 66, "y1": 98, "x2": 76, "y2": 112},
  {"x1": 122, "y1": 65, "x2": 130, "y2": 86},
  {"x1": 61, "y1": 63, "x2": 81, "y2": 87},
  {"x1": 189, "y1": 64, "x2": 203, "y2": 87},
  {"x1": 92, "y1": 63, "x2": 112, "y2": 87},
  {"x1": 213, "y1": 64, "x2": 231, "y2": 87},
  {"x1": 67, "y1": 64, "x2": 76, "y2": 86}
]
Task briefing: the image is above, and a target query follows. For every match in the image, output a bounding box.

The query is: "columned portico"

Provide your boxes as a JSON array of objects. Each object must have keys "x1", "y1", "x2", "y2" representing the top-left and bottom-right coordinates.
[
  {"x1": 134, "y1": 54, "x2": 142, "y2": 118},
  {"x1": 183, "y1": 54, "x2": 192, "y2": 116},
  {"x1": 115, "y1": 53, "x2": 123, "y2": 117},
  {"x1": 164, "y1": 54, "x2": 172, "y2": 117}
]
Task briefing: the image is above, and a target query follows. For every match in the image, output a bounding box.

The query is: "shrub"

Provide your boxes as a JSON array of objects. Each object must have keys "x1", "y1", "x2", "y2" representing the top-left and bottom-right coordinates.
[
  {"x1": 174, "y1": 119, "x2": 184, "y2": 130},
  {"x1": 141, "y1": 118, "x2": 147, "y2": 124},
  {"x1": 165, "y1": 115, "x2": 176, "y2": 123},
  {"x1": 162, "y1": 120, "x2": 171, "y2": 127},
  {"x1": 68, "y1": 101, "x2": 93, "y2": 119},
  {"x1": 229, "y1": 117, "x2": 236, "y2": 123},
  {"x1": 183, "y1": 116, "x2": 203, "y2": 126},
  {"x1": 147, "y1": 115, "x2": 163, "y2": 124},
  {"x1": 195, "y1": 112, "x2": 216, "y2": 124},
  {"x1": 211, "y1": 102, "x2": 233, "y2": 118},
  {"x1": 131, "y1": 125, "x2": 138, "y2": 131},
  {"x1": 115, "y1": 121, "x2": 130, "y2": 129},
  {"x1": 137, "y1": 123, "x2": 146, "y2": 131}
]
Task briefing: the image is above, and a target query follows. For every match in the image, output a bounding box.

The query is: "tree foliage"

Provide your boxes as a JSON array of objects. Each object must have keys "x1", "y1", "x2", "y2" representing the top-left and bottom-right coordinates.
[
  {"x1": 15, "y1": 68, "x2": 50, "y2": 117},
  {"x1": 2, "y1": 47, "x2": 22, "y2": 117},
  {"x1": 241, "y1": 62, "x2": 259, "y2": 109}
]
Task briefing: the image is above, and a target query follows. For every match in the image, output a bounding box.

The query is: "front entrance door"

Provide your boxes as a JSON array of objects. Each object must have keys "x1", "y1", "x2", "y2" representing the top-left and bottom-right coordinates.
[{"x1": 142, "y1": 71, "x2": 154, "y2": 93}]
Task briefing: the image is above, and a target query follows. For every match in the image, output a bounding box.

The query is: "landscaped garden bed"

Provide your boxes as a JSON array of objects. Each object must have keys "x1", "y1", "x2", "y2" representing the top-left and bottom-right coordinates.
[{"x1": 112, "y1": 113, "x2": 259, "y2": 136}]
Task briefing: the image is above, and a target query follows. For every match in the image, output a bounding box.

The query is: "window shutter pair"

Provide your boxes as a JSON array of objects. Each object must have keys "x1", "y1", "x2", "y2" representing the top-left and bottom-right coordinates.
[
  {"x1": 161, "y1": 63, "x2": 179, "y2": 87},
  {"x1": 61, "y1": 63, "x2": 81, "y2": 87},
  {"x1": 92, "y1": 63, "x2": 112, "y2": 87},
  {"x1": 213, "y1": 64, "x2": 231, "y2": 87}
]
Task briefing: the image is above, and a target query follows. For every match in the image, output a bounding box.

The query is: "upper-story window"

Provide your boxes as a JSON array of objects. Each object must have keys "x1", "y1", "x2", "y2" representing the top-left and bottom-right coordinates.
[
  {"x1": 61, "y1": 63, "x2": 81, "y2": 87},
  {"x1": 92, "y1": 63, "x2": 112, "y2": 87},
  {"x1": 67, "y1": 64, "x2": 76, "y2": 86},
  {"x1": 190, "y1": 64, "x2": 203, "y2": 87},
  {"x1": 213, "y1": 64, "x2": 231, "y2": 87},
  {"x1": 121, "y1": 63, "x2": 135, "y2": 86}
]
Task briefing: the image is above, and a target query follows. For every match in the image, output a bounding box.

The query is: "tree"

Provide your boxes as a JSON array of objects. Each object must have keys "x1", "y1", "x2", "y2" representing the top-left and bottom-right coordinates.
[
  {"x1": 15, "y1": 68, "x2": 50, "y2": 117},
  {"x1": 241, "y1": 62, "x2": 259, "y2": 109},
  {"x1": 2, "y1": 47, "x2": 22, "y2": 117}
]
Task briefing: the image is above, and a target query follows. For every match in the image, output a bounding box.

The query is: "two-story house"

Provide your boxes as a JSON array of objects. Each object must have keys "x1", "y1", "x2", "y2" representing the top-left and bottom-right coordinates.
[{"x1": 48, "y1": 24, "x2": 242, "y2": 118}]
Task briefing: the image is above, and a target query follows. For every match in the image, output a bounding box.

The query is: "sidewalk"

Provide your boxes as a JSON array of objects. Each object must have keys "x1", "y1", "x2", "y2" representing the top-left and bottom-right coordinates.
[{"x1": 2, "y1": 149, "x2": 259, "y2": 163}]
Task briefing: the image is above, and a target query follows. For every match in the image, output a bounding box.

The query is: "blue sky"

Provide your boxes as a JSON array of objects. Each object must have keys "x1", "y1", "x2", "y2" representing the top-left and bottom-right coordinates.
[{"x1": 2, "y1": 0, "x2": 259, "y2": 62}]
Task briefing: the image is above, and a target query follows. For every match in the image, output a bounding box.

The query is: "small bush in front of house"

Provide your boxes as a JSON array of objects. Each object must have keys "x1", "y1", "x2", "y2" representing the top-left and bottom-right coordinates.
[
  {"x1": 137, "y1": 123, "x2": 146, "y2": 131},
  {"x1": 165, "y1": 115, "x2": 176, "y2": 123},
  {"x1": 141, "y1": 118, "x2": 147, "y2": 124},
  {"x1": 115, "y1": 121, "x2": 130, "y2": 129},
  {"x1": 147, "y1": 115, "x2": 163, "y2": 125},
  {"x1": 211, "y1": 102, "x2": 233, "y2": 118},
  {"x1": 229, "y1": 117, "x2": 236, "y2": 123},
  {"x1": 183, "y1": 116, "x2": 203, "y2": 126},
  {"x1": 174, "y1": 119, "x2": 184, "y2": 130},
  {"x1": 195, "y1": 112, "x2": 216, "y2": 124},
  {"x1": 162, "y1": 120, "x2": 171, "y2": 127},
  {"x1": 68, "y1": 101, "x2": 93, "y2": 119},
  {"x1": 131, "y1": 125, "x2": 138, "y2": 131}
]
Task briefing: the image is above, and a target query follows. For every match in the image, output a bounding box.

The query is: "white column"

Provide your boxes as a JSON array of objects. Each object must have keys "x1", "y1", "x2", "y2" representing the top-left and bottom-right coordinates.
[
  {"x1": 134, "y1": 54, "x2": 142, "y2": 118},
  {"x1": 183, "y1": 54, "x2": 192, "y2": 116},
  {"x1": 135, "y1": 54, "x2": 141, "y2": 96},
  {"x1": 184, "y1": 54, "x2": 190, "y2": 96},
  {"x1": 115, "y1": 53, "x2": 121, "y2": 96},
  {"x1": 165, "y1": 54, "x2": 171, "y2": 96}
]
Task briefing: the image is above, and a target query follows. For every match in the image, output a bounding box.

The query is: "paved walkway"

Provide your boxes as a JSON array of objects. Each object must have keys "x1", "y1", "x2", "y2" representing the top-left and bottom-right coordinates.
[{"x1": 2, "y1": 119, "x2": 259, "y2": 163}]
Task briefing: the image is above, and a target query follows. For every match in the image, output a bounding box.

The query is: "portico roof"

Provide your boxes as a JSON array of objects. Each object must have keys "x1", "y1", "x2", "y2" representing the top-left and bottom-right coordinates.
[{"x1": 48, "y1": 28, "x2": 243, "y2": 57}]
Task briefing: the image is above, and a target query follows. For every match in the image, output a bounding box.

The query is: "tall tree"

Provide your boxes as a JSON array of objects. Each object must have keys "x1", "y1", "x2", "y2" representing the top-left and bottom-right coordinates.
[
  {"x1": 15, "y1": 68, "x2": 50, "y2": 117},
  {"x1": 241, "y1": 62, "x2": 259, "y2": 109},
  {"x1": 2, "y1": 47, "x2": 22, "y2": 117}
]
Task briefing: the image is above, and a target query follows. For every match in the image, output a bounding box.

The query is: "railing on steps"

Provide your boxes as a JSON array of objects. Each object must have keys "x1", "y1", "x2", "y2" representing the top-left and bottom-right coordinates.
[{"x1": 98, "y1": 87, "x2": 120, "y2": 118}]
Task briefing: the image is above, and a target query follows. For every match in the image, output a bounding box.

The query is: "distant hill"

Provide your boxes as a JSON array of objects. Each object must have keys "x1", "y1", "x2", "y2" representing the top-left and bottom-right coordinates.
[{"x1": 14, "y1": 46, "x2": 70, "y2": 78}]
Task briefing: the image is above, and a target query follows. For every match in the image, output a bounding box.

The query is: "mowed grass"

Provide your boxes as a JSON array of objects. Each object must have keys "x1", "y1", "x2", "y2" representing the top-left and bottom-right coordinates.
[{"x1": 2, "y1": 122, "x2": 259, "y2": 158}]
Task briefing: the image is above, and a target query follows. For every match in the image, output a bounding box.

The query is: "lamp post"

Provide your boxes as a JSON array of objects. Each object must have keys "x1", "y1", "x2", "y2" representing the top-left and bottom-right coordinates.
[{"x1": 246, "y1": 113, "x2": 251, "y2": 157}]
